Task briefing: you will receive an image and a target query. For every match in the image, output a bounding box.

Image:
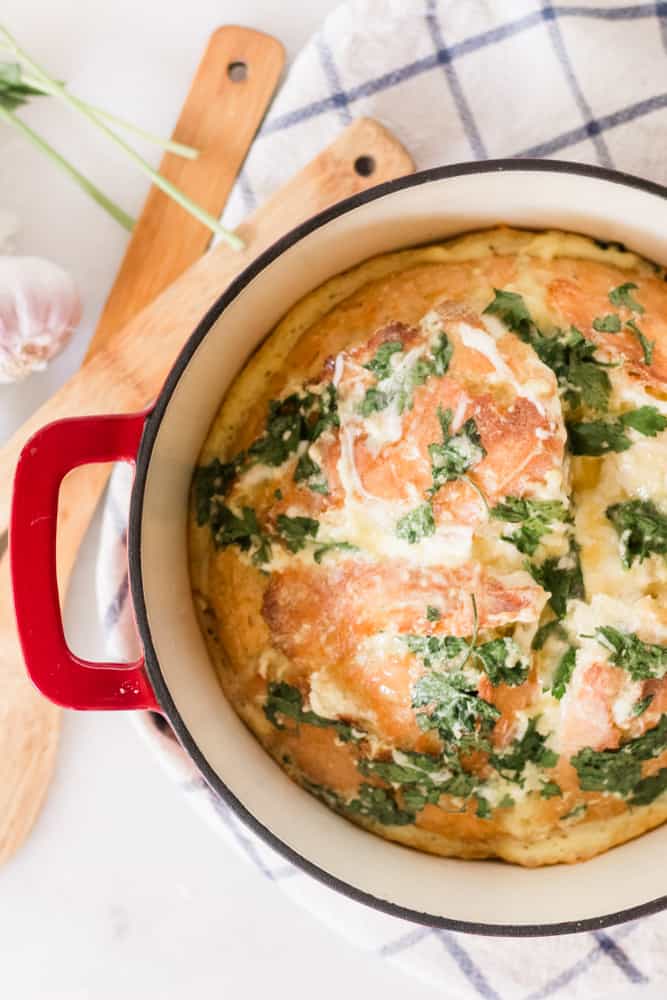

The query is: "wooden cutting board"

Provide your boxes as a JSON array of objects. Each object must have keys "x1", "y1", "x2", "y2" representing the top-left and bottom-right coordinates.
[
  {"x1": 0, "y1": 25, "x2": 285, "y2": 865},
  {"x1": 1, "y1": 96, "x2": 414, "y2": 863}
]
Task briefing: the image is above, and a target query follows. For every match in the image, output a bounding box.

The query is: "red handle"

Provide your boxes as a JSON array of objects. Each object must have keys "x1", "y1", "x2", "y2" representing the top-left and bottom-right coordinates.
[{"x1": 10, "y1": 411, "x2": 159, "y2": 712}]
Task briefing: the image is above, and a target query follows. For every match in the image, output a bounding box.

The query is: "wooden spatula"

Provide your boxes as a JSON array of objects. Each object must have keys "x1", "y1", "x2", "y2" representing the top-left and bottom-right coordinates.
[{"x1": 0, "y1": 25, "x2": 284, "y2": 864}]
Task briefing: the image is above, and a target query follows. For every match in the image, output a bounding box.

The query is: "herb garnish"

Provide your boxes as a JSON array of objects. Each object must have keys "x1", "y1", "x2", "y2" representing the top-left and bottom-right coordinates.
[
  {"x1": 532, "y1": 618, "x2": 568, "y2": 651},
  {"x1": 411, "y1": 671, "x2": 500, "y2": 750},
  {"x1": 483, "y1": 289, "x2": 611, "y2": 412},
  {"x1": 358, "y1": 332, "x2": 453, "y2": 417},
  {"x1": 294, "y1": 452, "x2": 329, "y2": 494},
  {"x1": 489, "y1": 718, "x2": 559, "y2": 784},
  {"x1": 203, "y1": 504, "x2": 272, "y2": 565},
  {"x1": 592, "y1": 314, "x2": 621, "y2": 333},
  {"x1": 363, "y1": 340, "x2": 404, "y2": 380},
  {"x1": 263, "y1": 682, "x2": 355, "y2": 742},
  {"x1": 193, "y1": 458, "x2": 241, "y2": 526},
  {"x1": 428, "y1": 406, "x2": 486, "y2": 497},
  {"x1": 625, "y1": 319, "x2": 654, "y2": 366},
  {"x1": 475, "y1": 795, "x2": 492, "y2": 819},
  {"x1": 275, "y1": 515, "x2": 319, "y2": 553},
  {"x1": 571, "y1": 715, "x2": 667, "y2": 797},
  {"x1": 404, "y1": 633, "x2": 528, "y2": 687},
  {"x1": 312, "y1": 541, "x2": 360, "y2": 563},
  {"x1": 474, "y1": 638, "x2": 530, "y2": 687},
  {"x1": 633, "y1": 694, "x2": 655, "y2": 717},
  {"x1": 561, "y1": 803, "x2": 586, "y2": 821},
  {"x1": 403, "y1": 634, "x2": 469, "y2": 668},
  {"x1": 491, "y1": 496, "x2": 568, "y2": 555},
  {"x1": 346, "y1": 784, "x2": 415, "y2": 826},
  {"x1": 540, "y1": 781, "x2": 563, "y2": 799},
  {"x1": 426, "y1": 605, "x2": 442, "y2": 622},
  {"x1": 630, "y1": 769, "x2": 667, "y2": 806},
  {"x1": 359, "y1": 749, "x2": 479, "y2": 810},
  {"x1": 594, "y1": 627, "x2": 667, "y2": 681},
  {"x1": 528, "y1": 545, "x2": 584, "y2": 618},
  {"x1": 249, "y1": 387, "x2": 338, "y2": 468},
  {"x1": 606, "y1": 499, "x2": 667, "y2": 568},
  {"x1": 567, "y1": 406, "x2": 667, "y2": 456},
  {"x1": 551, "y1": 646, "x2": 577, "y2": 700},
  {"x1": 396, "y1": 502, "x2": 436, "y2": 544},
  {"x1": 609, "y1": 282, "x2": 644, "y2": 314}
]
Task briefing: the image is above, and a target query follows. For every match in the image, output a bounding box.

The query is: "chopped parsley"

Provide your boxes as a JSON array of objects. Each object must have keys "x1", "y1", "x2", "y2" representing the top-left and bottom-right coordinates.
[
  {"x1": 346, "y1": 784, "x2": 414, "y2": 826},
  {"x1": 630, "y1": 768, "x2": 667, "y2": 806},
  {"x1": 358, "y1": 332, "x2": 453, "y2": 417},
  {"x1": 567, "y1": 406, "x2": 667, "y2": 456},
  {"x1": 571, "y1": 715, "x2": 667, "y2": 797},
  {"x1": 491, "y1": 496, "x2": 568, "y2": 556},
  {"x1": 247, "y1": 397, "x2": 304, "y2": 467},
  {"x1": 396, "y1": 502, "x2": 436, "y2": 544},
  {"x1": 483, "y1": 289, "x2": 612, "y2": 412},
  {"x1": 206, "y1": 504, "x2": 272, "y2": 565},
  {"x1": 363, "y1": 340, "x2": 404, "y2": 380},
  {"x1": 528, "y1": 545, "x2": 584, "y2": 619},
  {"x1": 426, "y1": 605, "x2": 442, "y2": 622},
  {"x1": 428, "y1": 406, "x2": 486, "y2": 496},
  {"x1": 561, "y1": 803, "x2": 587, "y2": 821},
  {"x1": 489, "y1": 718, "x2": 558, "y2": 784},
  {"x1": 609, "y1": 282, "x2": 644, "y2": 314},
  {"x1": 595, "y1": 627, "x2": 667, "y2": 681},
  {"x1": 430, "y1": 332, "x2": 455, "y2": 376},
  {"x1": 411, "y1": 670, "x2": 500, "y2": 750},
  {"x1": 606, "y1": 499, "x2": 667, "y2": 568},
  {"x1": 247, "y1": 385, "x2": 340, "y2": 468},
  {"x1": 263, "y1": 682, "x2": 354, "y2": 741},
  {"x1": 358, "y1": 387, "x2": 389, "y2": 417},
  {"x1": 592, "y1": 314, "x2": 621, "y2": 333},
  {"x1": 195, "y1": 385, "x2": 339, "y2": 549},
  {"x1": 359, "y1": 748, "x2": 479, "y2": 809},
  {"x1": 475, "y1": 795, "x2": 492, "y2": 819},
  {"x1": 625, "y1": 319, "x2": 654, "y2": 366},
  {"x1": 633, "y1": 694, "x2": 655, "y2": 717},
  {"x1": 540, "y1": 781, "x2": 563, "y2": 799},
  {"x1": 532, "y1": 618, "x2": 568, "y2": 651},
  {"x1": 403, "y1": 633, "x2": 469, "y2": 668},
  {"x1": 275, "y1": 514, "x2": 319, "y2": 553},
  {"x1": 572, "y1": 747, "x2": 642, "y2": 797},
  {"x1": 310, "y1": 383, "x2": 340, "y2": 441},
  {"x1": 403, "y1": 632, "x2": 527, "y2": 686},
  {"x1": 193, "y1": 457, "x2": 240, "y2": 526},
  {"x1": 312, "y1": 541, "x2": 359, "y2": 564},
  {"x1": 551, "y1": 646, "x2": 577, "y2": 700},
  {"x1": 474, "y1": 637, "x2": 530, "y2": 687},
  {"x1": 294, "y1": 451, "x2": 328, "y2": 494}
]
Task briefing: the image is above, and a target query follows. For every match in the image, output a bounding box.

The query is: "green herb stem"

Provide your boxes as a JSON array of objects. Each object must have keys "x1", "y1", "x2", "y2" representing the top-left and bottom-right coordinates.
[
  {"x1": 17, "y1": 69, "x2": 199, "y2": 159},
  {"x1": 0, "y1": 103, "x2": 134, "y2": 230},
  {"x1": 1, "y1": 27, "x2": 242, "y2": 249}
]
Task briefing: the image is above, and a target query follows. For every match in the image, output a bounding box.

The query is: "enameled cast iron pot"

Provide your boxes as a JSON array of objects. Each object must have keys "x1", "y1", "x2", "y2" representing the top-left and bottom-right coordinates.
[{"x1": 11, "y1": 161, "x2": 667, "y2": 936}]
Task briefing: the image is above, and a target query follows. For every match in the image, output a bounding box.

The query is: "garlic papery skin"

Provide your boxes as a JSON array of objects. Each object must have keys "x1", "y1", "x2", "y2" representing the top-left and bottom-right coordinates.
[{"x1": 0, "y1": 256, "x2": 82, "y2": 383}]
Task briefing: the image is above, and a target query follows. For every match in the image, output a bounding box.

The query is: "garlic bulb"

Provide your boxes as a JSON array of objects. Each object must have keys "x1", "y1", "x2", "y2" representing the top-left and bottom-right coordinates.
[{"x1": 0, "y1": 256, "x2": 82, "y2": 383}]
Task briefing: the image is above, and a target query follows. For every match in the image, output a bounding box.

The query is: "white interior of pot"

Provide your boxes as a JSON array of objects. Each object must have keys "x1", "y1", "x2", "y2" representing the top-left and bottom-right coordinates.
[{"x1": 137, "y1": 167, "x2": 667, "y2": 929}]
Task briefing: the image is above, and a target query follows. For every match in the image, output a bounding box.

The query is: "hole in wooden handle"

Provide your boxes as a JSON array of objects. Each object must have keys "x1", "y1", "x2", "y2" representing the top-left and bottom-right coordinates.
[
  {"x1": 353, "y1": 155, "x2": 376, "y2": 178},
  {"x1": 227, "y1": 61, "x2": 248, "y2": 82}
]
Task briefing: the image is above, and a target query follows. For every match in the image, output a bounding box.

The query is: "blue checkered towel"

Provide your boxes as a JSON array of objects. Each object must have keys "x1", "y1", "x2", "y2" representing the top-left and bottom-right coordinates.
[{"x1": 96, "y1": 2, "x2": 667, "y2": 996}]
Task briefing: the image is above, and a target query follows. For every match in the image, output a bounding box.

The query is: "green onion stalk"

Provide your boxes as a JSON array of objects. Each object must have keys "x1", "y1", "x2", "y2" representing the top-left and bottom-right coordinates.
[{"x1": 0, "y1": 27, "x2": 243, "y2": 249}]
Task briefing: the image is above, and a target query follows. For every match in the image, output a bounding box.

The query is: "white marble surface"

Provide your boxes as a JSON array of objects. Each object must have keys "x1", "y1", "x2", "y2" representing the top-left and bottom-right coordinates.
[{"x1": 0, "y1": 2, "x2": 663, "y2": 997}]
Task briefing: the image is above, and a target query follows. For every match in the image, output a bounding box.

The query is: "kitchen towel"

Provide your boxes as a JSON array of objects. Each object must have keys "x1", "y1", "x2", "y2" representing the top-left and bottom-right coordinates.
[{"x1": 96, "y1": 2, "x2": 667, "y2": 997}]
